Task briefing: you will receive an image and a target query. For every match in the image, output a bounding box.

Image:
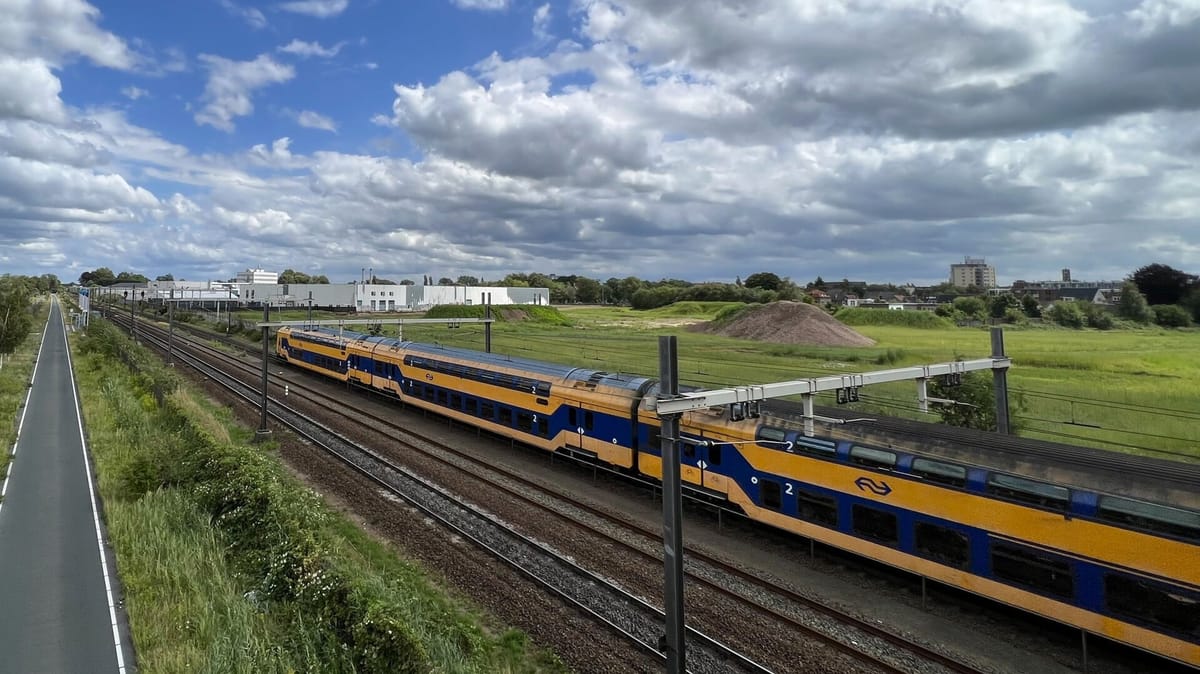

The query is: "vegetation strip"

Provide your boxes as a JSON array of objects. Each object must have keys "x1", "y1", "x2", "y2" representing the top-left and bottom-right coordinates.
[
  {"x1": 0, "y1": 297, "x2": 49, "y2": 490},
  {"x1": 71, "y1": 319, "x2": 559, "y2": 673}
]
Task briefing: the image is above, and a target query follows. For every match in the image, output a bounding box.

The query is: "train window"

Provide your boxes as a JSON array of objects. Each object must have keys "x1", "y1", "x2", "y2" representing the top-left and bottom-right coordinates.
[
  {"x1": 569, "y1": 408, "x2": 578, "y2": 427},
  {"x1": 437, "y1": 390, "x2": 448, "y2": 406},
  {"x1": 584, "y1": 411, "x2": 595, "y2": 430},
  {"x1": 911, "y1": 458, "x2": 967, "y2": 488},
  {"x1": 987, "y1": 474, "x2": 1069, "y2": 510},
  {"x1": 849, "y1": 446, "x2": 896, "y2": 470},
  {"x1": 990, "y1": 542, "x2": 1073, "y2": 599},
  {"x1": 535, "y1": 382, "x2": 551, "y2": 397},
  {"x1": 648, "y1": 429, "x2": 660, "y2": 449},
  {"x1": 1105, "y1": 573, "x2": 1200, "y2": 638},
  {"x1": 852, "y1": 504, "x2": 898, "y2": 545},
  {"x1": 797, "y1": 489, "x2": 837, "y2": 527},
  {"x1": 538, "y1": 419, "x2": 549, "y2": 437},
  {"x1": 709, "y1": 444, "x2": 722, "y2": 466},
  {"x1": 517, "y1": 412, "x2": 533, "y2": 432},
  {"x1": 451, "y1": 393, "x2": 462, "y2": 409},
  {"x1": 481, "y1": 402, "x2": 495, "y2": 419},
  {"x1": 499, "y1": 407, "x2": 513, "y2": 426},
  {"x1": 915, "y1": 522, "x2": 969, "y2": 568},
  {"x1": 465, "y1": 398, "x2": 478, "y2": 415},
  {"x1": 793, "y1": 437, "x2": 836, "y2": 456},
  {"x1": 761, "y1": 480, "x2": 782, "y2": 510},
  {"x1": 423, "y1": 386, "x2": 435, "y2": 402},
  {"x1": 1097, "y1": 495, "x2": 1200, "y2": 541},
  {"x1": 757, "y1": 426, "x2": 788, "y2": 448},
  {"x1": 682, "y1": 444, "x2": 696, "y2": 459}
]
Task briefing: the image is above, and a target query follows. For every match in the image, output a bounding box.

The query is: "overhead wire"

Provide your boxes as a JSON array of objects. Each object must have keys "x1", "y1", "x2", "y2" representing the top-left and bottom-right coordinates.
[{"x1": 398, "y1": 324, "x2": 1199, "y2": 454}]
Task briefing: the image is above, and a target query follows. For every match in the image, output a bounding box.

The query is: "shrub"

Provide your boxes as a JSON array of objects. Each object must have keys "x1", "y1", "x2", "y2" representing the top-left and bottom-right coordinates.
[
  {"x1": 1152, "y1": 304, "x2": 1192, "y2": 328},
  {"x1": 1002, "y1": 307, "x2": 1027, "y2": 325},
  {"x1": 835, "y1": 308, "x2": 952, "y2": 328},
  {"x1": 1046, "y1": 302, "x2": 1085, "y2": 328}
]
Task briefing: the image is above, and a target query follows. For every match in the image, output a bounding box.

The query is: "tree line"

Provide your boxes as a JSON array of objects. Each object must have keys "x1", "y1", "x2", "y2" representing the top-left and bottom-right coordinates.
[
  {"x1": 0, "y1": 275, "x2": 52, "y2": 368},
  {"x1": 69, "y1": 261, "x2": 1200, "y2": 326}
]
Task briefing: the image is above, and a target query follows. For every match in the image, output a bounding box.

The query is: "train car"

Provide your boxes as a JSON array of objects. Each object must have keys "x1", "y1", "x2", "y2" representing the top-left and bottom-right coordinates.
[
  {"x1": 276, "y1": 326, "x2": 350, "y2": 381},
  {"x1": 275, "y1": 326, "x2": 1200, "y2": 667},
  {"x1": 634, "y1": 406, "x2": 1199, "y2": 666},
  {"x1": 279, "y1": 327, "x2": 655, "y2": 468}
]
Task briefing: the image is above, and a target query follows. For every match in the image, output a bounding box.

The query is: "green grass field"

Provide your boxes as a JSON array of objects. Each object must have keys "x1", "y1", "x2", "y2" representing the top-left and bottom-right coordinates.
[{"x1": 381, "y1": 303, "x2": 1200, "y2": 462}]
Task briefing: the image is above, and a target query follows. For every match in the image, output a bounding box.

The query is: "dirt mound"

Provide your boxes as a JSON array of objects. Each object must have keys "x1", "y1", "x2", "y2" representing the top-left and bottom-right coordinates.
[
  {"x1": 499, "y1": 308, "x2": 530, "y2": 321},
  {"x1": 692, "y1": 301, "x2": 876, "y2": 347}
]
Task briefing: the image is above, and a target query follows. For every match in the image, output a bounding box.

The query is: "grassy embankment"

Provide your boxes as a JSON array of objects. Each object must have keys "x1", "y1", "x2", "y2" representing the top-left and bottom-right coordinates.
[
  {"x1": 71, "y1": 318, "x2": 563, "y2": 673},
  {"x1": 390, "y1": 303, "x2": 1200, "y2": 461},
  {"x1": 0, "y1": 297, "x2": 50, "y2": 487}
]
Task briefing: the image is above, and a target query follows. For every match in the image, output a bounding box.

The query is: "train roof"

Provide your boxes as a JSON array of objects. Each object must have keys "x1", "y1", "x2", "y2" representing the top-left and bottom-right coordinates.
[
  {"x1": 403, "y1": 342, "x2": 654, "y2": 391},
  {"x1": 284, "y1": 326, "x2": 653, "y2": 392},
  {"x1": 762, "y1": 400, "x2": 1200, "y2": 506}
]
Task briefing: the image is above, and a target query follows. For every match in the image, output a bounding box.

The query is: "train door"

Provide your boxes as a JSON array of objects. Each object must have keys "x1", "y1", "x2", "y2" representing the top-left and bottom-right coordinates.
[
  {"x1": 679, "y1": 438, "x2": 729, "y2": 495},
  {"x1": 567, "y1": 403, "x2": 585, "y2": 451}
]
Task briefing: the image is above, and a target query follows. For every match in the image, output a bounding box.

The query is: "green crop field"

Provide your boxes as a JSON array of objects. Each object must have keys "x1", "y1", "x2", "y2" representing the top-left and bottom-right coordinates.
[{"x1": 383, "y1": 303, "x2": 1200, "y2": 462}]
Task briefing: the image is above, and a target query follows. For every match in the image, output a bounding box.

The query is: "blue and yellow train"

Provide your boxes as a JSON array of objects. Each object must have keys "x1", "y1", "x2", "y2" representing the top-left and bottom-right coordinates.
[{"x1": 277, "y1": 326, "x2": 1200, "y2": 667}]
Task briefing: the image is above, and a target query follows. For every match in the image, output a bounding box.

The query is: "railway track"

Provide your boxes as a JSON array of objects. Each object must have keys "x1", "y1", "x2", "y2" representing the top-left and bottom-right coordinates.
[
  {"x1": 115, "y1": 313, "x2": 775, "y2": 674},
  {"x1": 115, "y1": 311, "x2": 996, "y2": 674}
]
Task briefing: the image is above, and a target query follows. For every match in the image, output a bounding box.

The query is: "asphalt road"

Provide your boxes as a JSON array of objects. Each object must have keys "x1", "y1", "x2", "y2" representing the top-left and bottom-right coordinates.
[{"x1": 0, "y1": 297, "x2": 130, "y2": 673}]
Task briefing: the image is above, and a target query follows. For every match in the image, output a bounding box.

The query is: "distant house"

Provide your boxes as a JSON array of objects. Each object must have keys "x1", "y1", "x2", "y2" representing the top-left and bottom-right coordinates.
[{"x1": 1053, "y1": 287, "x2": 1107, "y2": 304}]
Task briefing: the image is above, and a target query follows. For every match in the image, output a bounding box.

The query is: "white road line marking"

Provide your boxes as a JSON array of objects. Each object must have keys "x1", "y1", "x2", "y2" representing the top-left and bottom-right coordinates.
[
  {"x1": 0, "y1": 303, "x2": 51, "y2": 518},
  {"x1": 61, "y1": 298, "x2": 128, "y2": 673}
]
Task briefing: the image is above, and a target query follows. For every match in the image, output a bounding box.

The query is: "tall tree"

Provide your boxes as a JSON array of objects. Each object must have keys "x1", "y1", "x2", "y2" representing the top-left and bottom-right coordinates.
[
  {"x1": 114, "y1": 271, "x2": 150, "y2": 284},
  {"x1": 1183, "y1": 286, "x2": 1200, "y2": 322},
  {"x1": 989, "y1": 293, "x2": 1020, "y2": 318},
  {"x1": 156, "y1": 273, "x2": 175, "y2": 281},
  {"x1": 928, "y1": 372, "x2": 1001, "y2": 431},
  {"x1": 574, "y1": 277, "x2": 603, "y2": 303},
  {"x1": 1116, "y1": 281, "x2": 1154, "y2": 324},
  {"x1": 79, "y1": 267, "x2": 115, "y2": 286},
  {"x1": 743, "y1": 272, "x2": 783, "y2": 291},
  {"x1": 1020, "y1": 294, "x2": 1041, "y2": 318},
  {"x1": 1130, "y1": 263, "x2": 1193, "y2": 306},
  {"x1": 0, "y1": 277, "x2": 33, "y2": 370}
]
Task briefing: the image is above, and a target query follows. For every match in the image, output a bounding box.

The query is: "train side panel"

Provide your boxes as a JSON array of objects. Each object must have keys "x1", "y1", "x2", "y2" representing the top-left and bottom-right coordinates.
[{"x1": 276, "y1": 330, "x2": 349, "y2": 382}]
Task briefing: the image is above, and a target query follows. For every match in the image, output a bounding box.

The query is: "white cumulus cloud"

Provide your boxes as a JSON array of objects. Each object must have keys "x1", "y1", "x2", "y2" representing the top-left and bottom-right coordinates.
[
  {"x1": 121, "y1": 86, "x2": 149, "y2": 100},
  {"x1": 219, "y1": 0, "x2": 268, "y2": 29},
  {"x1": 277, "y1": 0, "x2": 349, "y2": 18},
  {"x1": 532, "y1": 4, "x2": 551, "y2": 41},
  {"x1": 451, "y1": 0, "x2": 509, "y2": 10},
  {"x1": 278, "y1": 39, "x2": 345, "y2": 58},
  {"x1": 296, "y1": 110, "x2": 337, "y2": 132},
  {"x1": 195, "y1": 54, "x2": 295, "y2": 132}
]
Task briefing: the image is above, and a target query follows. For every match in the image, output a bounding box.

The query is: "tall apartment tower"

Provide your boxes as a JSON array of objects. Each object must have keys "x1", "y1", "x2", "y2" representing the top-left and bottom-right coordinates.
[
  {"x1": 950, "y1": 257, "x2": 997, "y2": 288},
  {"x1": 1062, "y1": 268, "x2": 1071, "y2": 282}
]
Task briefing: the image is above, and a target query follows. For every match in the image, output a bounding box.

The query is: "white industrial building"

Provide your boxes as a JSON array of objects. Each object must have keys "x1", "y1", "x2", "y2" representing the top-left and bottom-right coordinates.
[
  {"x1": 87, "y1": 270, "x2": 550, "y2": 313},
  {"x1": 235, "y1": 269, "x2": 279, "y2": 284},
  {"x1": 239, "y1": 282, "x2": 549, "y2": 312}
]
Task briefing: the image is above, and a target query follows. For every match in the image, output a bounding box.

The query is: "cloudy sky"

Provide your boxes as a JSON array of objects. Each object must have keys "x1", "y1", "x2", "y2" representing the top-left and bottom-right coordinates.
[{"x1": 1, "y1": 0, "x2": 1198, "y2": 286}]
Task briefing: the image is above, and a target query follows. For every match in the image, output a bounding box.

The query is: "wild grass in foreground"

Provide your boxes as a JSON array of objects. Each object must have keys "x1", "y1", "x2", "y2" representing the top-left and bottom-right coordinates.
[
  {"x1": 0, "y1": 298, "x2": 50, "y2": 485},
  {"x1": 73, "y1": 319, "x2": 565, "y2": 673}
]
